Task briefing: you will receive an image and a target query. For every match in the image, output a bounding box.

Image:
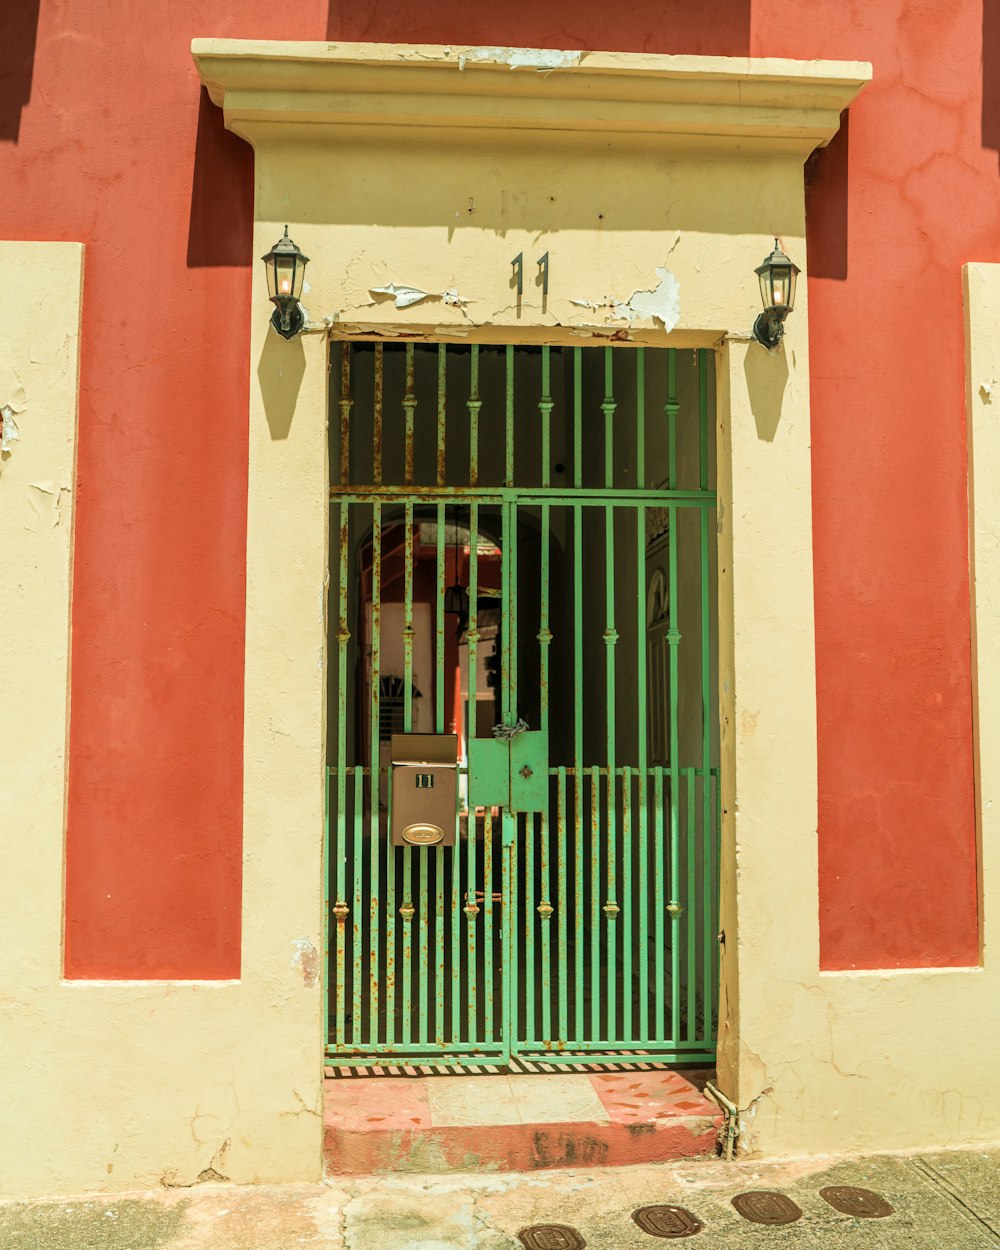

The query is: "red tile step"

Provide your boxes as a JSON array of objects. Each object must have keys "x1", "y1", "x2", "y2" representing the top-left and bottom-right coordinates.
[{"x1": 324, "y1": 1069, "x2": 722, "y2": 1174}]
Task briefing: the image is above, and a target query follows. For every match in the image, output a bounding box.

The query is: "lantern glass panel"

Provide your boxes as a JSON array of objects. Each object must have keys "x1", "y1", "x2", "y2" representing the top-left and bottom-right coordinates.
[
  {"x1": 770, "y1": 267, "x2": 791, "y2": 309},
  {"x1": 275, "y1": 254, "x2": 299, "y2": 299},
  {"x1": 264, "y1": 255, "x2": 278, "y2": 301},
  {"x1": 786, "y1": 265, "x2": 798, "y2": 311}
]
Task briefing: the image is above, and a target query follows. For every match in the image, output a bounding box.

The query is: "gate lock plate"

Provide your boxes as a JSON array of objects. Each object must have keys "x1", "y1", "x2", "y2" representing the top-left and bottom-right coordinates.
[{"x1": 468, "y1": 731, "x2": 547, "y2": 812}]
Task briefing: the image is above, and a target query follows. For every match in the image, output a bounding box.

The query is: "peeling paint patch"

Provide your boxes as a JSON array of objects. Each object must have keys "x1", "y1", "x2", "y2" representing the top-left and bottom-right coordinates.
[
  {"x1": 292, "y1": 938, "x2": 320, "y2": 987},
  {"x1": 571, "y1": 264, "x2": 681, "y2": 331},
  {"x1": 626, "y1": 267, "x2": 681, "y2": 329},
  {"x1": 28, "y1": 480, "x2": 71, "y2": 527},
  {"x1": 369, "y1": 283, "x2": 434, "y2": 309},
  {"x1": 0, "y1": 364, "x2": 27, "y2": 414},
  {"x1": 369, "y1": 283, "x2": 471, "y2": 311},
  {"x1": 0, "y1": 404, "x2": 20, "y2": 467},
  {"x1": 457, "y1": 46, "x2": 582, "y2": 71}
]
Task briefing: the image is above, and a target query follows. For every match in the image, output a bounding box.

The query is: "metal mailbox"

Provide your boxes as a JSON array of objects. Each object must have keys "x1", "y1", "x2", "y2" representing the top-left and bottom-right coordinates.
[{"x1": 390, "y1": 733, "x2": 458, "y2": 846}]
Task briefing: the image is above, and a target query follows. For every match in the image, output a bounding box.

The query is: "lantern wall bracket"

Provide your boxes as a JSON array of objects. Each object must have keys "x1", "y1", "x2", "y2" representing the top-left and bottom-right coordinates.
[
  {"x1": 272, "y1": 303, "x2": 305, "y2": 340},
  {"x1": 752, "y1": 309, "x2": 787, "y2": 351}
]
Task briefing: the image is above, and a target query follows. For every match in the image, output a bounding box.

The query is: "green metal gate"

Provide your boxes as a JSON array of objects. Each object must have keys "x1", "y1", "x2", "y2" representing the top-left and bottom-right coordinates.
[{"x1": 326, "y1": 342, "x2": 719, "y2": 1068}]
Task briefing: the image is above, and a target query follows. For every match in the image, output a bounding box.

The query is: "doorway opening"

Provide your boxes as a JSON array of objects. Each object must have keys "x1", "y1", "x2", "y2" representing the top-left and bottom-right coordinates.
[{"x1": 326, "y1": 341, "x2": 719, "y2": 1070}]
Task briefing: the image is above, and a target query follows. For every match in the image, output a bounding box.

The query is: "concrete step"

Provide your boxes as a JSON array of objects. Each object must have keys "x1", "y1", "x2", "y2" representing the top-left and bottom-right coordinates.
[{"x1": 323, "y1": 1068, "x2": 722, "y2": 1174}]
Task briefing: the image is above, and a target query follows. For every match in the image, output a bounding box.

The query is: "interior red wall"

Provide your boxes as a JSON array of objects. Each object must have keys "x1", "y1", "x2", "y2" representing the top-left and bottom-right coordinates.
[{"x1": 2, "y1": 0, "x2": 985, "y2": 975}]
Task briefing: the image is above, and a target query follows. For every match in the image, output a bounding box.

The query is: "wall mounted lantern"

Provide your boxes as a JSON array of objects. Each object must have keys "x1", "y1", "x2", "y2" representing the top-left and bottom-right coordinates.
[
  {"x1": 752, "y1": 239, "x2": 800, "y2": 350},
  {"x1": 262, "y1": 225, "x2": 309, "y2": 339}
]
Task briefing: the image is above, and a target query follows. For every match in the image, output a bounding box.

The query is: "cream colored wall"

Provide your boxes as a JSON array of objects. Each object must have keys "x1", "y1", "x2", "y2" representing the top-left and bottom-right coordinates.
[
  {"x1": 713, "y1": 269, "x2": 1000, "y2": 1157},
  {"x1": 0, "y1": 242, "x2": 325, "y2": 1199}
]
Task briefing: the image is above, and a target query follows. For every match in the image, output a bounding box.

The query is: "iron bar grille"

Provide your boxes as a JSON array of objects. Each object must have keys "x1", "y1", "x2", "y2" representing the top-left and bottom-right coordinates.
[{"x1": 326, "y1": 343, "x2": 719, "y2": 1068}]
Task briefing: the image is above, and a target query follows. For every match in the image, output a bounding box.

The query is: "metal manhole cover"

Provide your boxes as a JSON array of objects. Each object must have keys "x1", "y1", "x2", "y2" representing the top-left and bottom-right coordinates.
[
  {"x1": 517, "y1": 1225, "x2": 586, "y2": 1250},
  {"x1": 731, "y1": 1192, "x2": 803, "y2": 1225},
  {"x1": 820, "y1": 1185, "x2": 895, "y2": 1218},
  {"x1": 632, "y1": 1204, "x2": 704, "y2": 1238}
]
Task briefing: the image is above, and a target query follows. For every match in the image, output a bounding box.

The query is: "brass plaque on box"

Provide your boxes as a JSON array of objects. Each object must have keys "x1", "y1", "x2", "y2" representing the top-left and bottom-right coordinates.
[{"x1": 390, "y1": 733, "x2": 457, "y2": 846}]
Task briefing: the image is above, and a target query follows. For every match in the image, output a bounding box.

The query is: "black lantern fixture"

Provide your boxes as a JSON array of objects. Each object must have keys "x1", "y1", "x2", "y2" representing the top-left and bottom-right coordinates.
[
  {"x1": 261, "y1": 225, "x2": 309, "y2": 340},
  {"x1": 752, "y1": 238, "x2": 800, "y2": 350}
]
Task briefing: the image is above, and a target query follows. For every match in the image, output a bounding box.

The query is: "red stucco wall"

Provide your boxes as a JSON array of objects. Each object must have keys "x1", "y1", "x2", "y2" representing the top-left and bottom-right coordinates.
[{"x1": 0, "y1": 0, "x2": 985, "y2": 975}]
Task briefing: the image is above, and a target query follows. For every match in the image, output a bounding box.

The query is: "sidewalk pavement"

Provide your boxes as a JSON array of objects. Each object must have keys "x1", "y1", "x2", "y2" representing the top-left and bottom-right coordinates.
[{"x1": 2, "y1": 1146, "x2": 999, "y2": 1249}]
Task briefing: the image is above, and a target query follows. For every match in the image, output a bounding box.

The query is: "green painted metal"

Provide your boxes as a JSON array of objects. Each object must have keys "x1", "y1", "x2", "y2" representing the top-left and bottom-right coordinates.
[{"x1": 326, "y1": 342, "x2": 720, "y2": 1068}]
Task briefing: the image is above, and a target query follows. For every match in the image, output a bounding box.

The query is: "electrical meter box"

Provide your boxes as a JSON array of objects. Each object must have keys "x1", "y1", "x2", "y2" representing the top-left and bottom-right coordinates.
[{"x1": 390, "y1": 733, "x2": 458, "y2": 846}]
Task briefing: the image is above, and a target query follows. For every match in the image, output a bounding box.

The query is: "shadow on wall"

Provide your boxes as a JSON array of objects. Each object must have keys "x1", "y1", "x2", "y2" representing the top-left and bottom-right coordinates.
[
  {"x1": 258, "y1": 331, "x2": 305, "y2": 440},
  {"x1": 804, "y1": 110, "x2": 849, "y2": 281},
  {"x1": 0, "y1": 0, "x2": 40, "y2": 142},
  {"x1": 326, "y1": 0, "x2": 751, "y2": 55},
  {"x1": 985, "y1": 0, "x2": 1000, "y2": 167},
  {"x1": 744, "y1": 342, "x2": 789, "y2": 442},
  {"x1": 187, "y1": 88, "x2": 254, "y2": 267}
]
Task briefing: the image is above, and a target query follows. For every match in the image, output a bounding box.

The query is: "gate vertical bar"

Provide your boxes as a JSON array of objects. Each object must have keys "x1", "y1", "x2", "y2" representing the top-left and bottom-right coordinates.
[
  {"x1": 686, "y1": 768, "x2": 696, "y2": 1040},
  {"x1": 460, "y1": 350, "x2": 481, "y2": 1044},
  {"x1": 433, "y1": 350, "x2": 446, "y2": 1050},
  {"x1": 323, "y1": 764, "x2": 330, "y2": 1061},
  {"x1": 502, "y1": 495, "x2": 515, "y2": 1059},
  {"x1": 352, "y1": 763, "x2": 364, "y2": 1046},
  {"x1": 469, "y1": 345, "x2": 481, "y2": 487},
  {"x1": 505, "y1": 344, "x2": 515, "y2": 487},
  {"x1": 334, "y1": 498, "x2": 349, "y2": 1049},
  {"x1": 621, "y1": 765, "x2": 632, "y2": 1042},
  {"x1": 434, "y1": 490, "x2": 446, "y2": 1044},
  {"x1": 404, "y1": 342, "x2": 416, "y2": 486},
  {"x1": 601, "y1": 348, "x2": 618, "y2": 1042},
  {"x1": 590, "y1": 762, "x2": 601, "y2": 1040},
  {"x1": 556, "y1": 765, "x2": 568, "y2": 1042},
  {"x1": 699, "y1": 348, "x2": 714, "y2": 1047},
  {"x1": 666, "y1": 350, "x2": 682, "y2": 1040},
  {"x1": 572, "y1": 356, "x2": 585, "y2": 1040},
  {"x1": 463, "y1": 498, "x2": 480, "y2": 1046},
  {"x1": 537, "y1": 372, "x2": 553, "y2": 1041},
  {"x1": 573, "y1": 500, "x2": 585, "y2": 1040},
  {"x1": 635, "y1": 350, "x2": 649, "y2": 1041},
  {"x1": 369, "y1": 501, "x2": 382, "y2": 1046},
  {"x1": 654, "y1": 767, "x2": 666, "y2": 1039},
  {"x1": 373, "y1": 343, "x2": 383, "y2": 487},
  {"x1": 401, "y1": 500, "x2": 415, "y2": 1046},
  {"x1": 477, "y1": 800, "x2": 490, "y2": 1045}
]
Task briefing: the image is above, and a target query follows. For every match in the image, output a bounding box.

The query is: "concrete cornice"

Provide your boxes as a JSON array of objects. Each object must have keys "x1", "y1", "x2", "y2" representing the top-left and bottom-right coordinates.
[{"x1": 191, "y1": 40, "x2": 870, "y2": 153}]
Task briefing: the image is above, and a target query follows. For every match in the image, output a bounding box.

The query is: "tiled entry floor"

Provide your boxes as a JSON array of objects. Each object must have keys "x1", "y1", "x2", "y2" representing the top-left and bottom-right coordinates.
[{"x1": 324, "y1": 1069, "x2": 723, "y2": 1174}]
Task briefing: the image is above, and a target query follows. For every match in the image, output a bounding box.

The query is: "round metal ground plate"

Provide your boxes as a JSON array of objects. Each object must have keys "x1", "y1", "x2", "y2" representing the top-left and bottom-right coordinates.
[
  {"x1": 820, "y1": 1185, "x2": 895, "y2": 1218},
  {"x1": 731, "y1": 1192, "x2": 803, "y2": 1225},
  {"x1": 632, "y1": 1204, "x2": 704, "y2": 1237},
  {"x1": 517, "y1": 1225, "x2": 586, "y2": 1250}
]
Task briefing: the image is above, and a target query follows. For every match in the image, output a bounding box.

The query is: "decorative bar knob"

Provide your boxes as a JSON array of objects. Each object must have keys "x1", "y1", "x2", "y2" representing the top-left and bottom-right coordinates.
[
  {"x1": 537, "y1": 901, "x2": 554, "y2": 919},
  {"x1": 332, "y1": 900, "x2": 349, "y2": 920},
  {"x1": 399, "y1": 902, "x2": 416, "y2": 922},
  {"x1": 603, "y1": 901, "x2": 620, "y2": 918},
  {"x1": 667, "y1": 901, "x2": 684, "y2": 918}
]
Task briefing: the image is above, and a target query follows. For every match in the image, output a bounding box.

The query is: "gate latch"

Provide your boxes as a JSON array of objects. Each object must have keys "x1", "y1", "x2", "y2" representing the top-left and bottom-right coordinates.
[{"x1": 468, "y1": 726, "x2": 547, "y2": 812}]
